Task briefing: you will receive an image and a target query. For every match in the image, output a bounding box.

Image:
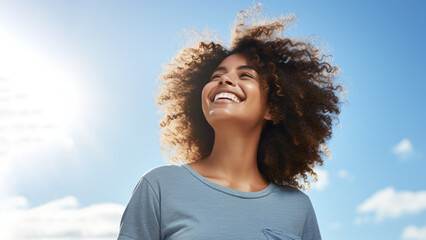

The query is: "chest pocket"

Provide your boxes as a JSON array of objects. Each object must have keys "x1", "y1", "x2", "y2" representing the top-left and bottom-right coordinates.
[{"x1": 262, "y1": 228, "x2": 301, "y2": 240}]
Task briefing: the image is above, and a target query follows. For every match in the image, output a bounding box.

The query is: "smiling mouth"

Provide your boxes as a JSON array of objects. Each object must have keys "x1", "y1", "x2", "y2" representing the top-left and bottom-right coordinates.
[
  {"x1": 210, "y1": 92, "x2": 245, "y2": 104},
  {"x1": 213, "y1": 99, "x2": 242, "y2": 104},
  {"x1": 211, "y1": 97, "x2": 246, "y2": 104}
]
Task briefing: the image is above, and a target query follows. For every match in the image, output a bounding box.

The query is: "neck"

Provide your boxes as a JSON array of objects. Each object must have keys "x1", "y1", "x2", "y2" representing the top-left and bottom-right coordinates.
[{"x1": 203, "y1": 123, "x2": 267, "y2": 184}]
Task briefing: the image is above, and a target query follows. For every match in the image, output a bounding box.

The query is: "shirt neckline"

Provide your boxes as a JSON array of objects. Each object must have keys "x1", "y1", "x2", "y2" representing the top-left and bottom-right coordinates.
[{"x1": 181, "y1": 163, "x2": 275, "y2": 199}]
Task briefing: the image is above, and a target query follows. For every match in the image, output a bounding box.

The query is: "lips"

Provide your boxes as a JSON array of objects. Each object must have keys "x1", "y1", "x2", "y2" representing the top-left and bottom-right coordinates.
[{"x1": 210, "y1": 88, "x2": 245, "y2": 103}]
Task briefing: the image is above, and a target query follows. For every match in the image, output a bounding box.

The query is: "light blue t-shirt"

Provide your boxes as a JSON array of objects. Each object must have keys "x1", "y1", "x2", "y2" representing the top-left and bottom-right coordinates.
[{"x1": 118, "y1": 164, "x2": 321, "y2": 240}]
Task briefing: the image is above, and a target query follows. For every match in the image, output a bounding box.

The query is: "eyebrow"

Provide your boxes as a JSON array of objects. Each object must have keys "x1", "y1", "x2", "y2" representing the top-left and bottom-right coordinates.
[{"x1": 213, "y1": 65, "x2": 256, "y2": 72}]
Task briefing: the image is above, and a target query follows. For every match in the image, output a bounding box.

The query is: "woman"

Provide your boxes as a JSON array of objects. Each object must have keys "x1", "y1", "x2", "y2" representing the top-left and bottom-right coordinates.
[{"x1": 118, "y1": 4, "x2": 343, "y2": 240}]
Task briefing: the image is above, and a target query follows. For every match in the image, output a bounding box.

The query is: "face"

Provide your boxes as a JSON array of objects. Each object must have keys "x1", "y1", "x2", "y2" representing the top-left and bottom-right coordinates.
[{"x1": 201, "y1": 53, "x2": 271, "y2": 129}]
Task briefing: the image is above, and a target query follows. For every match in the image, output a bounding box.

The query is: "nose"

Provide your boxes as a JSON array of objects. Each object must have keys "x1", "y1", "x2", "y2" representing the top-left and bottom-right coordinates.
[{"x1": 219, "y1": 74, "x2": 236, "y2": 86}]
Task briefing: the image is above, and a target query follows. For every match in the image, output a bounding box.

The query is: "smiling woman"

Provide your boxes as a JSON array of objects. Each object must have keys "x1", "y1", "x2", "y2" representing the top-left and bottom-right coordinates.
[
  {"x1": 118, "y1": 3, "x2": 345, "y2": 240},
  {"x1": 202, "y1": 53, "x2": 271, "y2": 130}
]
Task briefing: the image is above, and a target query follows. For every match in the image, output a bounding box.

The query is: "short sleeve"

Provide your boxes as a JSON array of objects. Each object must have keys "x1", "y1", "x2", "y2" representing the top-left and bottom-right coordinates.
[
  {"x1": 118, "y1": 177, "x2": 161, "y2": 240},
  {"x1": 301, "y1": 198, "x2": 321, "y2": 240}
]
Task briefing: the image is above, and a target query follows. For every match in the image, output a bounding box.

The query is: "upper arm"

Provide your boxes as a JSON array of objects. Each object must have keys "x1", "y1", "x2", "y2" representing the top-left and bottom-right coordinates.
[
  {"x1": 301, "y1": 197, "x2": 321, "y2": 240},
  {"x1": 118, "y1": 177, "x2": 161, "y2": 240}
]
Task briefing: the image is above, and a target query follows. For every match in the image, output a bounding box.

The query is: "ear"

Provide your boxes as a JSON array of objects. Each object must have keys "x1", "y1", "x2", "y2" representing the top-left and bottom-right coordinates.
[{"x1": 264, "y1": 105, "x2": 272, "y2": 121}]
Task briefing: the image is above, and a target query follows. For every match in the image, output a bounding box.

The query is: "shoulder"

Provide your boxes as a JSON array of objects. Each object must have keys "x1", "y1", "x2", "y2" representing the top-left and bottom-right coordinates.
[
  {"x1": 133, "y1": 164, "x2": 192, "y2": 200},
  {"x1": 141, "y1": 164, "x2": 185, "y2": 187},
  {"x1": 274, "y1": 183, "x2": 313, "y2": 206}
]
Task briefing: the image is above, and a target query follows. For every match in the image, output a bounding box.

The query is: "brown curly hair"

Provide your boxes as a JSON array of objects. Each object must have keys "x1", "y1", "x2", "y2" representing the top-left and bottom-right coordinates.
[{"x1": 155, "y1": 4, "x2": 345, "y2": 190}]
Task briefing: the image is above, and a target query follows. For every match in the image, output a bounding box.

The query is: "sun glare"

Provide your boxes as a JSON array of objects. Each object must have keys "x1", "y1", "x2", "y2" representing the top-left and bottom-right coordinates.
[{"x1": 0, "y1": 28, "x2": 93, "y2": 194}]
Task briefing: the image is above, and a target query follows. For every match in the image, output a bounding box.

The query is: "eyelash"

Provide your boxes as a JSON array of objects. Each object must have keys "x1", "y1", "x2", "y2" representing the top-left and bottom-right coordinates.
[{"x1": 210, "y1": 73, "x2": 253, "y2": 81}]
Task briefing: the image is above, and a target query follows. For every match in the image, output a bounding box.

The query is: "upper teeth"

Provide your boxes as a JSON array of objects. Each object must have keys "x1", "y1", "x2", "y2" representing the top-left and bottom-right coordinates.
[{"x1": 214, "y1": 92, "x2": 241, "y2": 103}]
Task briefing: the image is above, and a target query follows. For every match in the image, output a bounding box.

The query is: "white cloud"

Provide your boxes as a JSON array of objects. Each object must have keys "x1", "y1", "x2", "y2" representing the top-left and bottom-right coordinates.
[
  {"x1": 337, "y1": 169, "x2": 354, "y2": 181},
  {"x1": 311, "y1": 169, "x2": 329, "y2": 191},
  {"x1": 300, "y1": 168, "x2": 329, "y2": 192},
  {"x1": 328, "y1": 221, "x2": 342, "y2": 230},
  {"x1": 0, "y1": 195, "x2": 28, "y2": 210},
  {"x1": 354, "y1": 217, "x2": 363, "y2": 225},
  {"x1": 356, "y1": 187, "x2": 426, "y2": 223},
  {"x1": 0, "y1": 196, "x2": 125, "y2": 240},
  {"x1": 401, "y1": 225, "x2": 426, "y2": 240},
  {"x1": 337, "y1": 169, "x2": 348, "y2": 178},
  {"x1": 392, "y1": 138, "x2": 415, "y2": 160}
]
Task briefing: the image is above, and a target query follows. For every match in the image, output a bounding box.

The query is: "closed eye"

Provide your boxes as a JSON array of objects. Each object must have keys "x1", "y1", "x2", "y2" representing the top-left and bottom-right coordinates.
[
  {"x1": 241, "y1": 73, "x2": 254, "y2": 79},
  {"x1": 210, "y1": 73, "x2": 254, "y2": 81},
  {"x1": 210, "y1": 74, "x2": 221, "y2": 81}
]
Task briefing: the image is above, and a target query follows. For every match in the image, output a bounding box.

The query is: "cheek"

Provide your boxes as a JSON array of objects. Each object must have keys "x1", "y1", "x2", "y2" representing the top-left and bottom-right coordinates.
[
  {"x1": 245, "y1": 83, "x2": 268, "y2": 106},
  {"x1": 201, "y1": 83, "x2": 213, "y2": 101}
]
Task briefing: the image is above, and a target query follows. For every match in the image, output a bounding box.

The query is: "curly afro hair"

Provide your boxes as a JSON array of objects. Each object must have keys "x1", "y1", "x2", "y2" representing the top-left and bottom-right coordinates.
[{"x1": 155, "y1": 3, "x2": 345, "y2": 190}]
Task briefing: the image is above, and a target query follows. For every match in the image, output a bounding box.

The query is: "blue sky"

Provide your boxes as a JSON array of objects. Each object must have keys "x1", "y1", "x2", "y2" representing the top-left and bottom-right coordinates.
[{"x1": 0, "y1": 0, "x2": 425, "y2": 239}]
